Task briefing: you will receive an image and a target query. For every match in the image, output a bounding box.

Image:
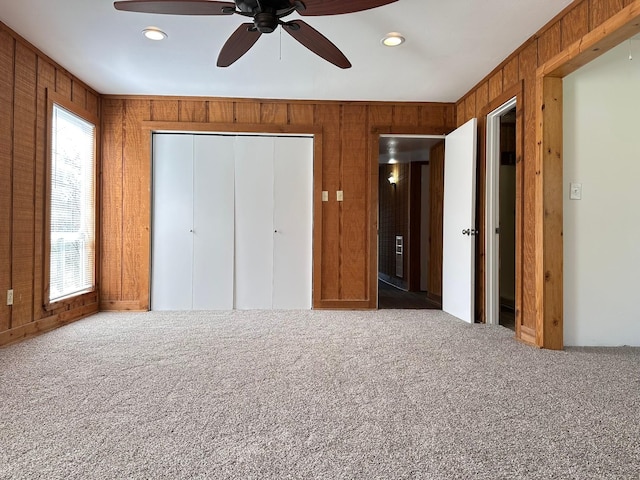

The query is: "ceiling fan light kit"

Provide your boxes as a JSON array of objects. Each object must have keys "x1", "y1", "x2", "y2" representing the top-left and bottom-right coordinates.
[
  {"x1": 114, "y1": 0, "x2": 398, "y2": 68},
  {"x1": 142, "y1": 26, "x2": 168, "y2": 40}
]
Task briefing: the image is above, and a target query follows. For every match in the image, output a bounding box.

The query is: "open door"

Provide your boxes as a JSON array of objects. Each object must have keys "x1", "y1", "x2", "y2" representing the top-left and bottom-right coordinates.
[{"x1": 442, "y1": 118, "x2": 478, "y2": 323}]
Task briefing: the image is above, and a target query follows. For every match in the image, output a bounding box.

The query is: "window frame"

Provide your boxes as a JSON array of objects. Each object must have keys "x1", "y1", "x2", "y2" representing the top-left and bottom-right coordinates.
[{"x1": 44, "y1": 90, "x2": 99, "y2": 310}]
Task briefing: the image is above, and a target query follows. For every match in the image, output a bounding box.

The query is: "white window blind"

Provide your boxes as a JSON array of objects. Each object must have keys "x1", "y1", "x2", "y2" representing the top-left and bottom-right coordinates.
[{"x1": 49, "y1": 104, "x2": 96, "y2": 302}]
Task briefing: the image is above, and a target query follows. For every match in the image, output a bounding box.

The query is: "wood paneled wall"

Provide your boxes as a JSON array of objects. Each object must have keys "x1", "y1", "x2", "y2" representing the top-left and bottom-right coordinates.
[
  {"x1": 456, "y1": 0, "x2": 636, "y2": 336},
  {"x1": 100, "y1": 98, "x2": 456, "y2": 310},
  {"x1": 0, "y1": 22, "x2": 101, "y2": 345}
]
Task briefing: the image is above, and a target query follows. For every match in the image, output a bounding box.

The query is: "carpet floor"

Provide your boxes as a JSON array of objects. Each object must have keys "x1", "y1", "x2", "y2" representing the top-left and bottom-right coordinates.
[{"x1": 0, "y1": 310, "x2": 638, "y2": 479}]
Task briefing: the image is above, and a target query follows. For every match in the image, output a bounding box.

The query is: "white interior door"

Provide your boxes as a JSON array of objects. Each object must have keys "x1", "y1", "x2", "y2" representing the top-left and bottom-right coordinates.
[
  {"x1": 442, "y1": 118, "x2": 478, "y2": 323},
  {"x1": 151, "y1": 134, "x2": 194, "y2": 310},
  {"x1": 192, "y1": 135, "x2": 235, "y2": 309},
  {"x1": 272, "y1": 136, "x2": 313, "y2": 309},
  {"x1": 234, "y1": 136, "x2": 275, "y2": 309}
]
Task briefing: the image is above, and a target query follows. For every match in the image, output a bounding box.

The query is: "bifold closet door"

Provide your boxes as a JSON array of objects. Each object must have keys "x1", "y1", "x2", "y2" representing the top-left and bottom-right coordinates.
[
  {"x1": 152, "y1": 134, "x2": 235, "y2": 310},
  {"x1": 151, "y1": 134, "x2": 194, "y2": 310},
  {"x1": 192, "y1": 136, "x2": 235, "y2": 309},
  {"x1": 234, "y1": 136, "x2": 275, "y2": 309},
  {"x1": 272, "y1": 136, "x2": 313, "y2": 309}
]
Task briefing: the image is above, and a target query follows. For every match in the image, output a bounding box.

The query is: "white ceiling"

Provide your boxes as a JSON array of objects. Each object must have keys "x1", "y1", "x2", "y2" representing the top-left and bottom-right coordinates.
[{"x1": 0, "y1": 0, "x2": 574, "y2": 102}]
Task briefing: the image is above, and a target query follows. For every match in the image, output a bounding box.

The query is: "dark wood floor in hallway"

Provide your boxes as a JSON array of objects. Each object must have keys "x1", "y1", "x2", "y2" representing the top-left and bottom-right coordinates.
[{"x1": 377, "y1": 280, "x2": 440, "y2": 310}]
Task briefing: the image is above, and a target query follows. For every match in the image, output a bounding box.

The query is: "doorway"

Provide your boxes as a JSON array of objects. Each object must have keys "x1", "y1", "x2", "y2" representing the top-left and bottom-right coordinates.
[
  {"x1": 486, "y1": 99, "x2": 517, "y2": 329},
  {"x1": 377, "y1": 135, "x2": 444, "y2": 309}
]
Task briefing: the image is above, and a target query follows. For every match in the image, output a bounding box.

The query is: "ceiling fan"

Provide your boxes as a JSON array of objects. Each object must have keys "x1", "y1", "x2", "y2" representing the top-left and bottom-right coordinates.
[{"x1": 114, "y1": 0, "x2": 398, "y2": 68}]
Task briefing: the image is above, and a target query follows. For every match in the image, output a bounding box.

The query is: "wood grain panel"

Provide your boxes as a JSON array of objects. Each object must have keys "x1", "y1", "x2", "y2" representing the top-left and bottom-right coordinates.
[
  {"x1": 54, "y1": 69, "x2": 71, "y2": 100},
  {"x1": 428, "y1": 141, "x2": 444, "y2": 297},
  {"x1": 11, "y1": 43, "x2": 37, "y2": 328},
  {"x1": 488, "y1": 71, "x2": 503, "y2": 102},
  {"x1": 503, "y1": 57, "x2": 520, "y2": 90},
  {"x1": 562, "y1": 0, "x2": 590, "y2": 50},
  {"x1": 33, "y1": 59, "x2": 55, "y2": 321},
  {"x1": 368, "y1": 105, "x2": 394, "y2": 126},
  {"x1": 393, "y1": 105, "x2": 419, "y2": 125},
  {"x1": 235, "y1": 102, "x2": 260, "y2": 123},
  {"x1": 419, "y1": 104, "x2": 455, "y2": 129},
  {"x1": 208, "y1": 100, "x2": 234, "y2": 123},
  {"x1": 590, "y1": 0, "x2": 626, "y2": 29},
  {"x1": 122, "y1": 100, "x2": 151, "y2": 306},
  {"x1": 71, "y1": 81, "x2": 87, "y2": 109},
  {"x1": 260, "y1": 103, "x2": 287, "y2": 124},
  {"x1": 0, "y1": 29, "x2": 13, "y2": 332},
  {"x1": 179, "y1": 100, "x2": 208, "y2": 123},
  {"x1": 476, "y1": 82, "x2": 489, "y2": 114},
  {"x1": 538, "y1": 22, "x2": 562, "y2": 65},
  {"x1": 465, "y1": 92, "x2": 476, "y2": 120},
  {"x1": 288, "y1": 104, "x2": 314, "y2": 125},
  {"x1": 456, "y1": 101, "x2": 466, "y2": 127},
  {"x1": 86, "y1": 91, "x2": 99, "y2": 118},
  {"x1": 315, "y1": 103, "x2": 341, "y2": 300},
  {"x1": 535, "y1": 76, "x2": 563, "y2": 350},
  {"x1": 151, "y1": 99, "x2": 179, "y2": 122},
  {"x1": 341, "y1": 105, "x2": 368, "y2": 300},
  {"x1": 100, "y1": 98, "x2": 124, "y2": 302}
]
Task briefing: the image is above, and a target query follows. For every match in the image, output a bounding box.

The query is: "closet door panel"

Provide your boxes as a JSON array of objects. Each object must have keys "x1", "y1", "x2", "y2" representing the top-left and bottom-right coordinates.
[
  {"x1": 272, "y1": 137, "x2": 313, "y2": 309},
  {"x1": 151, "y1": 134, "x2": 194, "y2": 310},
  {"x1": 193, "y1": 135, "x2": 235, "y2": 310},
  {"x1": 234, "y1": 136, "x2": 275, "y2": 309}
]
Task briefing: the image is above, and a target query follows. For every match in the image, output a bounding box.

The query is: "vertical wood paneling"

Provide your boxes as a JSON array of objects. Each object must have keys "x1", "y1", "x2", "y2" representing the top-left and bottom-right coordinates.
[
  {"x1": 465, "y1": 92, "x2": 477, "y2": 120},
  {"x1": 86, "y1": 91, "x2": 99, "y2": 118},
  {"x1": 368, "y1": 105, "x2": 394, "y2": 126},
  {"x1": 33, "y1": 59, "x2": 55, "y2": 321},
  {"x1": 54, "y1": 69, "x2": 71, "y2": 100},
  {"x1": 315, "y1": 104, "x2": 341, "y2": 300},
  {"x1": 456, "y1": 101, "x2": 466, "y2": 127},
  {"x1": 562, "y1": 1, "x2": 590, "y2": 50},
  {"x1": 100, "y1": 98, "x2": 124, "y2": 303},
  {"x1": 537, "y1": 22, "x2": 562, "y2": 65},
  {"x1": 428, "y1": 141, "x2": 445, "y2": 297},
  {"x1": 179, "y1": 100, "x2": 207, "y2": 123},
  {"x1": 288, "y1": 104, "x2": 314, "y2": 125},
  {"x1": 71, "y1": 80, "x2": 87, "y2": 109},
  {"x1": 235, "y1": 102, "x2": 260, "y2": 123},
  {"x1": 0, "y1": 30, "x2": 14, "y2": 332},
  {"x1": 341, "y1": 105, "x2": 368, "y2": 300},
  {"x1": 11, "y1": 43, "x2": 37, "y2": 328},
  {"x1": 590, "y1": 0, "x2": 626, "y2": 28},
  {"x1": 488, "y1": 71, "x2": 503, "y2": 102},
  {"x1": 151, "y1": 99, "x2": 179, "y2": 121},
  {"x1": 393, "y1": 105, "x2": 420, "y2": 125},
  {"x1": 208, "y1": 100, "x2": 234, "y2": 123},
  {"x1": 476, "y1": 82, "x2": 489, "y2": 113},
  {"x1": 122, "y1": 100, "x2": 151, "y2": 306},
  {"x1": 261, "y1": 103, "x2": 287, "y2": 124},
  {"x1": 519, "y1": 41, "x2": 539, "y2": 332},
  {"x1": 503, "y1": 57, "x2": 520, "y2": 90}
]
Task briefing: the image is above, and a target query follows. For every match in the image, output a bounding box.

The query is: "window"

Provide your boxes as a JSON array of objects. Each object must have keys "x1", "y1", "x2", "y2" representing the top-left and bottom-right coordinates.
[{"x1": 49, "y1": 102, "x2": 96, "y2": 303}]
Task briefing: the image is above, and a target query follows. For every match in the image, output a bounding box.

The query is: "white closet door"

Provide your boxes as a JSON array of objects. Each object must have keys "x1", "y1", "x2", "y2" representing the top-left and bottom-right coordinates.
[
  {"x1": 192, "y1": 135, "x2": 235, "y2": 309},
  {"x1": 151, "y1": 134, "x2": 194, "y2": 310},
  {"x1": 272, "y1": 136, "x2": 313, "y2": 309},
  {"x1": 234, "y1": 136, "x2": 275, "y2": 309}
]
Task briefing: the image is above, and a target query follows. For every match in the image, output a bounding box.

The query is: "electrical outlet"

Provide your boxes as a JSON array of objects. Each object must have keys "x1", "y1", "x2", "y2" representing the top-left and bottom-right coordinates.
[
  {"x1": 322, "y1": 191, "x2": 328, "y2": 202},
  {"x1": 336, "y1": 190, "x2": 344, "y2": 202},
  {"x1": 7, "y1": 289, "x2": 13, "y2": 306}
]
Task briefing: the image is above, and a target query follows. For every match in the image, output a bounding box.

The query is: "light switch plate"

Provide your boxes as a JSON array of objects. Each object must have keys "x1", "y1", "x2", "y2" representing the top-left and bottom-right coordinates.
[
  {"x1": 336, "y1": 190, "x2": 344, "y2": 202},
  {"x1": 7, "y1": 289, "x2": 13, "y2": 306},
  {"x1": 322, "y1": 191, "x2": 328, "y2": 202},
  {"x1": 570, "y1": 182, "x2": 582, "y2": 200}
]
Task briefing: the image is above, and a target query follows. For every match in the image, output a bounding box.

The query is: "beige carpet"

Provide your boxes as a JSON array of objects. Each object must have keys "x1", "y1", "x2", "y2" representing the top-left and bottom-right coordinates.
[{"x1": 0, "y1": 309, "x2": 638, "y2": 479}]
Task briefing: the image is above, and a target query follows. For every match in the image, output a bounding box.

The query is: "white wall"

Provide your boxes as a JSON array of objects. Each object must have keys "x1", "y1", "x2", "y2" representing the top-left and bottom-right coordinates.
[{"x1": 563, "y1": 40, "x2": 640, "y2": 346}]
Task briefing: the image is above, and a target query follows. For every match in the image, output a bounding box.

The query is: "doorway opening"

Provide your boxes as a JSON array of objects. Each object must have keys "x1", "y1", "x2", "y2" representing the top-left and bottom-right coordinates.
[
  {"x1": 377, "y1": 135, "x2": 444, "y2": 309},
  {"x1": 486, "y1": 99, "x2": 517, "y2": 329}
]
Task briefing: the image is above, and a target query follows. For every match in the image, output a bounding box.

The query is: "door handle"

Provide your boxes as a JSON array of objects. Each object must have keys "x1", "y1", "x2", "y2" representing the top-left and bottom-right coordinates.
[{"x1": 462, "y1": 228, "x2": 478, "y2": 236}]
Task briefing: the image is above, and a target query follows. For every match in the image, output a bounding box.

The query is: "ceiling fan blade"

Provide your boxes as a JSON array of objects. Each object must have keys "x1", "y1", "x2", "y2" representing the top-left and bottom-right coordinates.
[
  {"x1": 283, "y1": 20, "x2": 351, "y2": 69},
  {"x1": 217, "y1": 23, "x2": 262, "y2": 67},
  {"x1": 114, "y1": 0, "x2": 235, "y2": 15},
  {"x1": 296, "y1": 0, "x2": 398, "y2": 16}
]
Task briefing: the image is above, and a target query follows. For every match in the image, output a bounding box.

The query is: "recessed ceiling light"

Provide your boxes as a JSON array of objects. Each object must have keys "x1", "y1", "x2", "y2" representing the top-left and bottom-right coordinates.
[
  {"x1": 143, "y1": 27, "x2": 167, "y2": 41},
  {"x1": 382, "y1": 32, "x2": 405, "y2": 47}
]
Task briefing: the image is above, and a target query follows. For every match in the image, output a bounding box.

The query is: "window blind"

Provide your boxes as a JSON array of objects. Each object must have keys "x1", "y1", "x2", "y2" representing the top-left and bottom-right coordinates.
[{"x1": 49, "y1": 105, "x2": 96, "y2": 302}]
